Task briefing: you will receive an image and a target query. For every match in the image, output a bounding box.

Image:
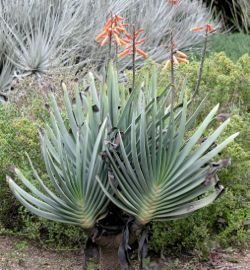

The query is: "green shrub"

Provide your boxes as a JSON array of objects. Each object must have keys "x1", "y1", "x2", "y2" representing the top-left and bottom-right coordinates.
[
  {"x1": 150, "y1": 54, "x2": 250, "y2": 256},
  {"x1": 0, "y1": 105, "x2": 40, "y2": 229},
  {"x1": 178, "y1": 53, "x2": 250, "y2": 113},
  {"x1": 0, "y1": 103, "x2": 85, "y2": 248}
]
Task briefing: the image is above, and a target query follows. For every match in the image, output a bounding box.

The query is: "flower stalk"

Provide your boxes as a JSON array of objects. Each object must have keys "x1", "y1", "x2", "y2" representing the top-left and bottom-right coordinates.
[
  {"x1": 117, "y1": 26, "x2": 148, "y2": 91},
  {"x1": 170, "y1": 32, "x2": 175, "y2": 107},
  {"x1": 193, "y1": 28, "x2": 208, "y2": 98},
  {"x1": 192, "y1": 24, "x2": 216, "y2": 98},
  {"x1": 132, "y1": 25, "x2": 136, "y2": 91}
]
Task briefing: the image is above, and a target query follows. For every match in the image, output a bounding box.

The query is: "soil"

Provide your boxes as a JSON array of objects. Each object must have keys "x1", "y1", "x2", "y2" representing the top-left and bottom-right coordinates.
[{"x1": 0, "y1": 235, "x2": 249, "y2": 270}]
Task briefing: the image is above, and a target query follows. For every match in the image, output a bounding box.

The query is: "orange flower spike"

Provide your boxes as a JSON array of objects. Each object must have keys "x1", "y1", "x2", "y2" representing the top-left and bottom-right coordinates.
[
  {"x1": 118, "y1": 27, "x2": 147, "y2": 59},
  {"x1": 95, "y1": 14, "x2": 130, "y2": 47}
]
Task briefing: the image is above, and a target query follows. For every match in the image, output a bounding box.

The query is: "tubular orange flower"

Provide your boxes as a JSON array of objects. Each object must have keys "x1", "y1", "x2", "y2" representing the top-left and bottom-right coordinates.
[
  {"x1": 95, "y1": 15, "x2": 129, "y2": 47},
  {"x1": 191, "y1": 26, "x2": 205, "y2": 32},
  {"x1": 117, "y1": 48, "x2": 130, "y2": 58},
  {"x1": 176, "y1": 50, "x2": 188, "y2": 58},
  {"x1": 191, "y1": 24, "x2": 216, "y2": 33},
  {"x1": 136, "y1": 48, "x2": 148, "y2": 58},
  {"x1": 118, "y1": 28, "x2": 148, "y2": 59},
  {"x1": 173, "y1": 55, "x2": 179, "y2": 65},
  {"x1": 176, "y1": 57, "x2": 189, "y2": 64},
  {"x1": 162, "y1": 60, "x2": 171, "y2": 71},
  {"x1": 162, "y1": 48, "x2": 189, "y2": 70}
]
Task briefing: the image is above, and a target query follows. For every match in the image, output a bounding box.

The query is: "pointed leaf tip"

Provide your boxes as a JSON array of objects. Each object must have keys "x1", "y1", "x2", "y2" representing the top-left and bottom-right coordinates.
[
  {"x1": 214, "y1": 103, "x2": 220, "y2": 112},
  {"x1": 233, "y1": 132, "x2": 240, "y2": 139}
]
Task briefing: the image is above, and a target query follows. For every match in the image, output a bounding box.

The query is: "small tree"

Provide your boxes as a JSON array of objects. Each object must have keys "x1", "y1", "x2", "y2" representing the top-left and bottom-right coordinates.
[{"x1": 7, "y1": 60, "x2": 238, "y2": 269}]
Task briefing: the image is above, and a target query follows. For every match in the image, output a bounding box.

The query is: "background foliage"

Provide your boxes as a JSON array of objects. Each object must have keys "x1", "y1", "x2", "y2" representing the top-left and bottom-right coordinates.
[
  {"x1": 0, "y1": 0, "x2": 217, "y2": 97},
  {"x1": 209, "y1": 33, "x2": 250, "y2": 62},
  {"x1": 0, "y1": 101, "x2": 85, "y2": 248},
  {"x1": 205, "y1": 0, "x2": 250, "y2": 33}
]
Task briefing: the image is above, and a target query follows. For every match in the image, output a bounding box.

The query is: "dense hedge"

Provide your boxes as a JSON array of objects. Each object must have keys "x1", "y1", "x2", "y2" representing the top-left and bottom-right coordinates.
[{"x1": 0, "y1": 53, "x2": 249, "y2": 253}]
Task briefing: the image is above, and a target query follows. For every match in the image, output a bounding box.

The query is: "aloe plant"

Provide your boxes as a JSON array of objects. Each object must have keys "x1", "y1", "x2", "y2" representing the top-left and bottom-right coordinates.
[
  {"x1": 7, "y1": 62, "x2": 239, "y2": 269},
  {"x1": 0, "y1": 0, "x2": 219, "y2": 75}
]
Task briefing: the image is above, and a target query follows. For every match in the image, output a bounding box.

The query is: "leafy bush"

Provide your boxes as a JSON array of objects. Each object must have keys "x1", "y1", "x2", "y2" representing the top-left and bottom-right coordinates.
[
  {"x1": 150, "y1": 54, "x2": 250, "y2": 256},
  {"x1": 0, "y1": 104, "x2": 85, "y2": 248},
  {"x1": 0, "y1": 105, "x2": 41, "y2": 229},
  {"x1": 177, "y1": 53, "x2": 250, "y2": 112}
]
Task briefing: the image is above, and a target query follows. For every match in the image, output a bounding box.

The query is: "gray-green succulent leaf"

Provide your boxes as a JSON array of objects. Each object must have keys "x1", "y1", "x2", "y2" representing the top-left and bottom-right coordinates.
[
  {"x1": 97, "y1": 90, "x2": 239, "y2": 225},
  {"x1": 8, "y1": 91, "x2": 109, "y2": 229}
]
